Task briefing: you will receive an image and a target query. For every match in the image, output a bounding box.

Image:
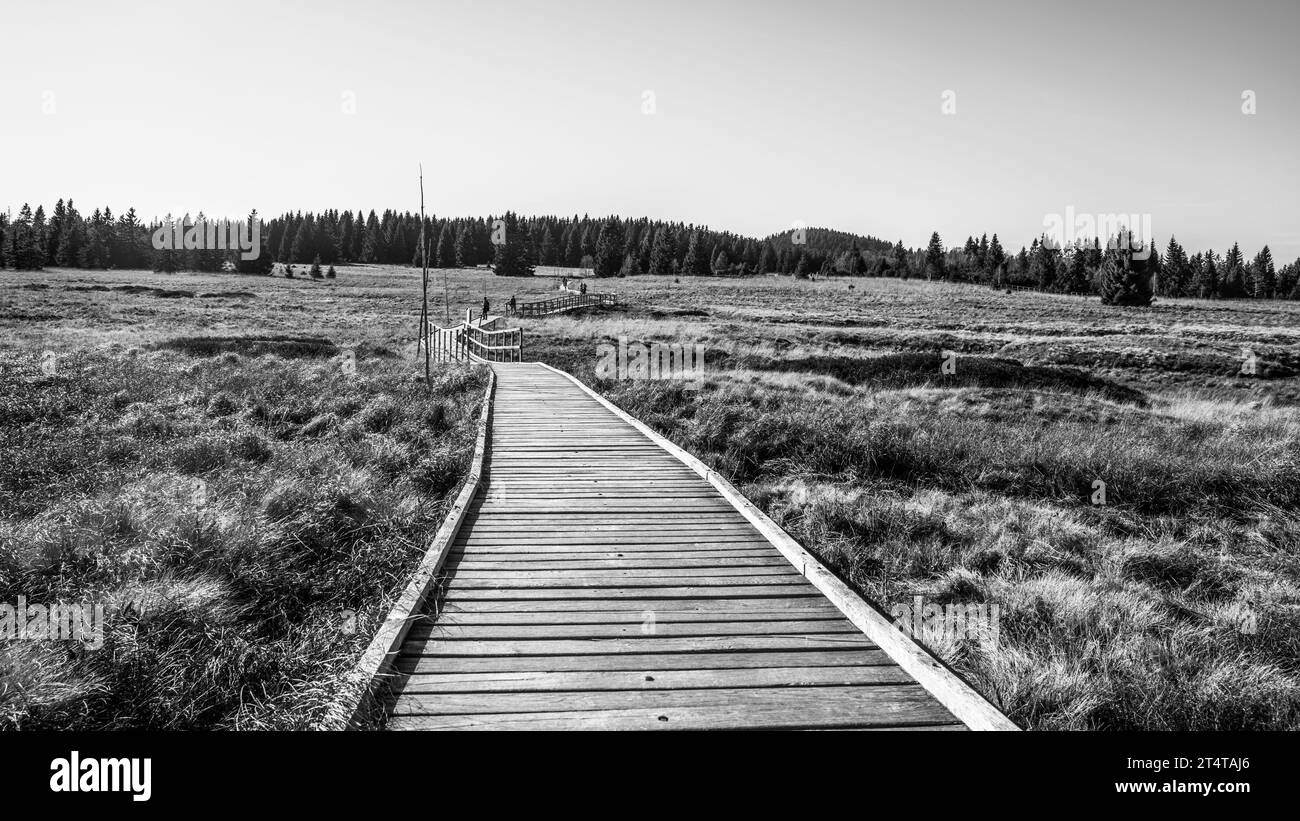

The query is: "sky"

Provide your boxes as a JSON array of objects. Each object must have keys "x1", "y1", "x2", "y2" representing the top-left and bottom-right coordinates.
[{"x1": 2, "y1": 0, "x2": 1297, "y2": 256}]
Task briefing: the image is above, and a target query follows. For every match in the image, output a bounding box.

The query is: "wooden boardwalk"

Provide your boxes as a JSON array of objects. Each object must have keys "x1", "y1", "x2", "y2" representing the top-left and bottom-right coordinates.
[{"x1": 384, "y1": 363, "x2": 978, "y2": 730}]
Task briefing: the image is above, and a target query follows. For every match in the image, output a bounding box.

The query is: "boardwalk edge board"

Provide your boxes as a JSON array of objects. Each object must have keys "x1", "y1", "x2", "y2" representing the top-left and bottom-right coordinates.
[
  {"x1": 535, "y1": 362, "x2": 1019, "y2": 732},
  {"x1": 328, "y1": 367, "x2": 496, "y2": 730}
]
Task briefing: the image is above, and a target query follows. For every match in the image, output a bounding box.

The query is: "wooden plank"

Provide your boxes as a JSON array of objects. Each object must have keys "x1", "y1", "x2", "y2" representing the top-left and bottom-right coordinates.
[
  {"x1": 395, "y1": 665, "x2": 913, "y2": 693},
  {"x1": 388, "y1": 686, "x2": 961, "y2": 730},
  {"x1": 447, "y1": 567, "x2": 801, "y2": 582},
  {"x1": 395, "y1": 648, "x2": 893, "y2": 675},
  {"x1": 445, "y1": 584, "x2": 817, "y2": 600},
  {"x1": 408, "y1": 620, "x2": 861, "y2": 640},
  {"x1": 446, "y1": 550, "x2": 782, "y2": 562},
  {"x1": 419, "y1": 609, "x2": 844, "y2": 625},
  {"x1": 403, "y1": 634, "x2": 874, "y2": 656},
  {"x1": 448, "y1": 556, "x2": 792, "y2": 569},
  {"x1": 436, "y1": 596, "x2": 831, "y2": 614}
]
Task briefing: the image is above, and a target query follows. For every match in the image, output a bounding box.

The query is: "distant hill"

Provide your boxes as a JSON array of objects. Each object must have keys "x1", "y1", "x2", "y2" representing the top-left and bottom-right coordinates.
[{"x1": 762, "y1": 227, "x2": 895, "y2": 256}]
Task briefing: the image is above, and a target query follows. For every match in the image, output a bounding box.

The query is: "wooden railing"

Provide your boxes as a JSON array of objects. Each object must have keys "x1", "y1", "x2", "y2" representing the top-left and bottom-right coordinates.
[
  {"x1": 515, "y1": 292, "x2": 618, "y2": 318},
  {"x1": 429, "y1": 312, "x2": 524, "y2": 363}
]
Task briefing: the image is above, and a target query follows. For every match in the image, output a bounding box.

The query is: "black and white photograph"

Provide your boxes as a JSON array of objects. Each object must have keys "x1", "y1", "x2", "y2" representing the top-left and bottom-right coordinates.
[{"x1": 0, "y1": 0, "x2": 1293, "y2": 805}]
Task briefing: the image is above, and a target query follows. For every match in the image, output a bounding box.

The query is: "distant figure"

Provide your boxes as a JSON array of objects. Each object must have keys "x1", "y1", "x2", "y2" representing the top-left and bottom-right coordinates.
[
  {"x1": 508, "y1": 294, "x2": 517, "y2": 314},
  {"x1": 580, "y1": 282, "x2": 587, "y2": 294},
  {"x1": 482, "y1": 296, "x2": 490, "y2": 319}
]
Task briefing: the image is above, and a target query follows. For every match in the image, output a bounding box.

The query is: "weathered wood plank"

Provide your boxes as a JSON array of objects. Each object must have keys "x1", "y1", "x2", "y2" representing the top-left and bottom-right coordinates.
[
  {"x1": 408, "y1": 620, "x2": 860, "y2": 640},
  {"x1": 395, "y1": 665, "x2": 914, "y2": 693},
  {"x1": 403, "y1": 634, "x2": 874, "y2": 656},
  {"x1": 395, "y1": 648, "x2": 893, "y2": 675},
  {"x1": 388, "y1": 686, "x2": 960, "y2": 730}
]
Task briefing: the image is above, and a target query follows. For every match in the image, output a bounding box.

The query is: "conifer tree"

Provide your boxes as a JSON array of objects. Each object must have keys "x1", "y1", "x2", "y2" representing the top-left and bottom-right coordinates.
[
  {"x1": 6, "y1": 204, "x2": 41, "y2": 269},
  {"x1": 793, "y1": 250, "x2": 810, "y2": 277},
  {"x1": 592, "y1": 219, "x2": 624, "y2": 278},
  {"x1": 843, "y1": 240, "x2": 864, "y2": 275},
  {"x1": 1195, "y1": 251, "x2": 1218, "y2": 298},
  {"x1": 924, "y1": 232, "x2": 945, "y2": 280},
  {"x1": 1098, "y1": 229, "x2": 1155, "y2": 306},
  {"x1": 986, "y1": 234, "x2": 1005, "y2": 280},
  {"x1": 713, "y1": 248, "x2": 730, "y2": 274},
  {"x1": 1251, "y1": 246, "x2": 1275, "y2": 298},
  {"x1": 564, "y1": 227, "x2": 582, "y2": 266},
  {"x1": 1160, "y1": 236, "x2": 1190, "y2": 298},
  {"x1": 1060, "y1": 246, "x2": 1091, "y2": 293},
  {"x1": 435, "y1": 222, "x2": 456, "y2": 267},
  {"x1": 455, "y1": 225, "x2": 475, "y2": 267},
  {"x1": 539, "y1": 227, "x2": 557, "y2": 266},
  {"x1": 1220, "y1": 242, "x2": 1246, "y2": 298},
  {"x1": 648, "y1": 226, "x2": 676, "y2": 274},
  {"x1": 46, "y1": 199, "x2": 66, "y2": 266},
  {"x1": 56, "y1": 201, "x2": 86, "y2": 267},
  {"x1": 492, "y1": 211, "x2": 536, "y2": 277},
  {"x1": 890, "y1": 240, "x2": 909, "y2": 279},
  {"x1": 680, "y1": 231, "x2": 706, "y2": 276}
]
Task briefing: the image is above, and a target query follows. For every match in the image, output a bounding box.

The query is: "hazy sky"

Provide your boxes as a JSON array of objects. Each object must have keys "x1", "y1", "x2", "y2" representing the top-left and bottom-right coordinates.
[{"x1": 2, "y1": 0, "x2": 1297, "y2": 256}]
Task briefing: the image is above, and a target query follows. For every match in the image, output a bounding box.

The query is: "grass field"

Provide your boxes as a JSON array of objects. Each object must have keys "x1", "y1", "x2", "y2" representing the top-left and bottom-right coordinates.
[
  {"x1": 0, "y1": 266, "x2": 486, "y2": 729},
  {"x1": 4, "y1": 263, "x2": 1300, "y2": 730}
]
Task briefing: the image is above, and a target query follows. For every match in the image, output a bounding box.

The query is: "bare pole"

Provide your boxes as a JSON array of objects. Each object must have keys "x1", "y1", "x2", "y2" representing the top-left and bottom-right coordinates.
[
  {"x1": 419, "y1": 163, "x2": 431, "y2": 386},
  {"x1": 442, "y1": 235, "x2": 451, "y2": 325}
]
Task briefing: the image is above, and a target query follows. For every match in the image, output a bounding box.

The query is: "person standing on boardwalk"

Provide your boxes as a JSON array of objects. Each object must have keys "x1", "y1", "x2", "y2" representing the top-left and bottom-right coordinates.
[
  {"x1": 481, "y1": 295, "x2": 490, "y2": 320},
  {"x1": 508, "y1": 294, "x2": 517, "y2": 314}
]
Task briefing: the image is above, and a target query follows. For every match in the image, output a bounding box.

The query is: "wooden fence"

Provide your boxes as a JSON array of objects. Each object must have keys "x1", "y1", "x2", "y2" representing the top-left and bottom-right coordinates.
[
  {"x1": 429, "y1": 312, "x2": 524, "y2": 363},
  {"x1": 514, "y1": 292, "x2": 618, "y2": 318}
]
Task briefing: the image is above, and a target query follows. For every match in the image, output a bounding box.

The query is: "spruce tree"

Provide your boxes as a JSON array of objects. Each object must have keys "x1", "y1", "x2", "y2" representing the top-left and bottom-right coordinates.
[
  {"x1": 455, "y1": 225, "x2": 475, "y2": 267},
  {"x1": 1098, "y1": 229, "x2": 1155, "y2": 306},
  {"x1": 7, "y1": 204, "x2": 41, "y2": 269},
  {"x1": 793, "y1": 250, "x2": 809, "y2": 278},
  {"x1": 1251, "y1": 246, "x2": 1275, "y2": 298},
  {"x1": 1220, "y1": 243, "x2": 1246, "y2": 298},
  {"x1": 680, "y1": 231, "x2": 707, "y2": 276},
  {"x1": 46, "y1": 199, "x2": 66, "y2": 266},
  {"x1": 891, "y1": 240, "x2": 909, "y2": 279},
  {"x1": 844, "y1": 240, "x2": 864, "y2": 275},
  {"x1": 712, "y1": 248, "x2": 730, "y2": 274},
  {"x1": 924, "y1": 232, "x2": 945, "y2": 280},
  {"x1": 986, "y1": 234, "x2": 1006, "y2": 282},
  {"x1": 648, "y1": 226, "x2": 675, "y2": 274},
  {"x1": 591, "y1": 219, "x2": 623, "y2": 278},
  {"x1": 56, "y1": 201, "x2": 85, "y2": 267},
  {"x1": 435, "y1": 222, "x2": 456, "y2": 267},
  {"x1": 1161, "y1": 236, "x2": 1189, "y2": 298},
  {"x1": 492, "y1": 212, "x2": 536, "y2": 277},
  {"x1": 360, "y1": 211, "x2": 383, "y2": 262},
  {"x1": 539, "y1": 227, "x2": 557, "y2": 266},
  {"x1": 1196, "y1": 251, "x2": 1218, "y2": 298}
]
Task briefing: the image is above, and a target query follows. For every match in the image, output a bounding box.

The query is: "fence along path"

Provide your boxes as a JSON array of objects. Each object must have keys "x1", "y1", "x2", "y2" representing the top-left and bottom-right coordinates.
[
  {"x1": 383, "y1": 362, "x2": 1015, "y2": 730},
  {"x1": 514, "y1": 291, "x2": 617, "y2": 318}
]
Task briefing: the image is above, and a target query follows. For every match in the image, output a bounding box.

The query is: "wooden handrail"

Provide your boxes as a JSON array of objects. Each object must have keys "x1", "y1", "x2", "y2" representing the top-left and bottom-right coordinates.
[
  {"x1": 429, "y1": 317, "x2": 524, "y2": 363},
  {"x1": 515, "y1": 292, "x2": 617, "y2": 318}
]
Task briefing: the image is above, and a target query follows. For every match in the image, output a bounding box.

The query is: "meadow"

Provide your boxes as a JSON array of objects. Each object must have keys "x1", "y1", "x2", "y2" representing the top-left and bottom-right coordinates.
[
  {"x1": 3, "y1": 263, "x2": 1299, "y2": 729},
  {"x1": 0, "y1": 266, "x2": 485, "y2": 729}
]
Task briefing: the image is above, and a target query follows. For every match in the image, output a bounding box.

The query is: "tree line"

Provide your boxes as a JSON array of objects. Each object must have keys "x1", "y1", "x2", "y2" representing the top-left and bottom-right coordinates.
[{"x1": 3, "y1": 199, "x2": 1297, "y2": 302}]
